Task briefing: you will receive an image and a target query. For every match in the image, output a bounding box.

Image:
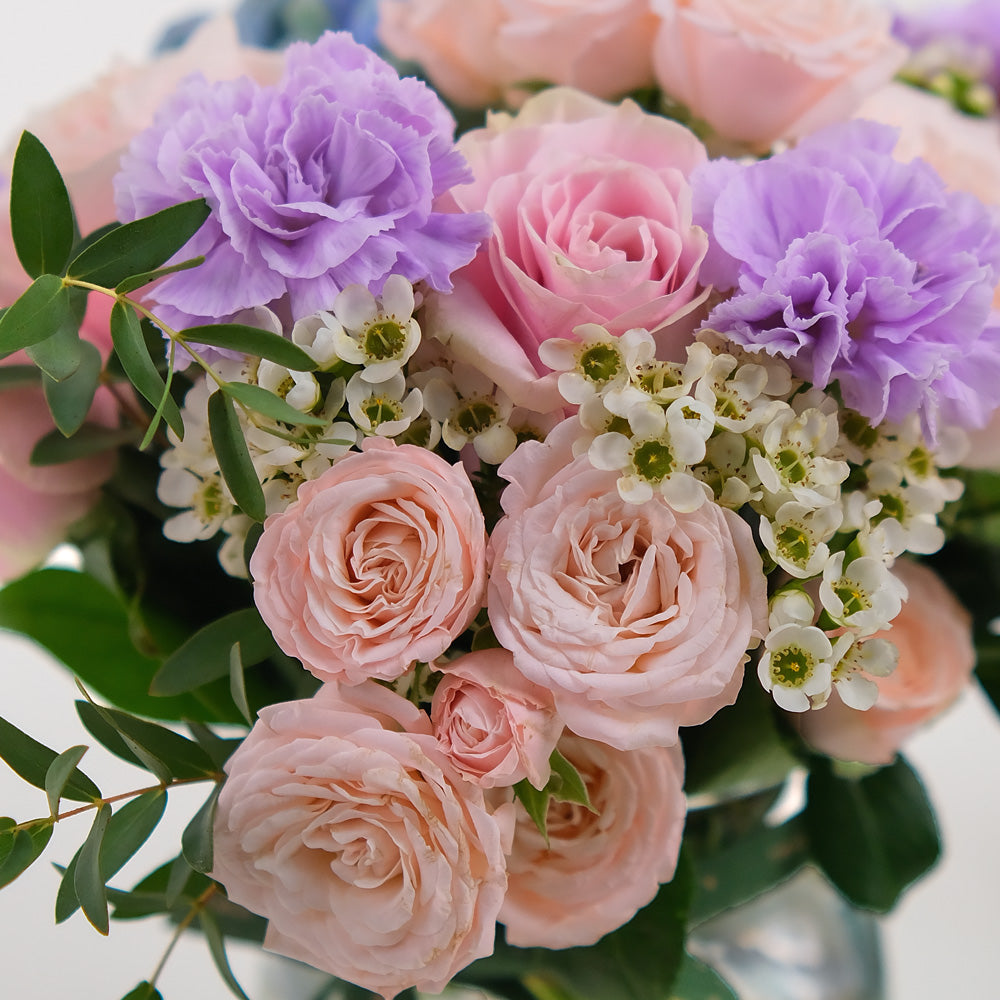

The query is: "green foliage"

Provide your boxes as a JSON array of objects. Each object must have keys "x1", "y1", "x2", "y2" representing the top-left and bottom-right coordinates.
[
  {"x1": 513, "y1": 748, "x2": 595, "y2": 844},
  {"x1": 667, "y1": 954, "x2": 737, "y2": 1000},
  {"x1": 9, "y1": 131, "x2": 75, "y2": 279},
  {"x1": 45, "y1": 746, "x2": 91, "y2": 816},
  {"x1": 805, "y1": 755, "x2": 940, "y2": 912},
  {"x1": 75, "y1": 803, "x2": 112, "y2": 934},
  {"x1": 221, "y1": 380, "x2": 328, "y2": 427},
  {"x1": 66, "y1": 199, "x2": 210, "y2": 289},
  {"x1": 208, "y1": 389, "x2": 266, "y2": 522},
  {"x1": 115, "y1": 256, "x2": 205, "y2": 295},
  {"x1": 0, "y1": 818, "x2": 53, "y2": 889},
  {"x1": 27, "y1": 316, "x2": 85, "y2": 381},
  {"x1": 42, "y1": 339, "x2": 103, "y2": 436},
  {"x1": 182, "y1": 784, "x2": 221, "y2": 875},
  {"x1": 0, "y1": 274, "x2": 74, "y2": 357},
  {"x1": 121, "y1": 983, "x2": 163, "y2": 1000},
  {"x1": 0, "y1": 714, "x2": 100, "y2": 802},
  {"x1": 31, "y1": 425, "x2": 136, "y2": 466},
  {"x1": 181, "y1": 322, "x2": 317, "y2": 371},
  {"x1": 200, "y1": 907, "x2": 252, "y2": 1000}
]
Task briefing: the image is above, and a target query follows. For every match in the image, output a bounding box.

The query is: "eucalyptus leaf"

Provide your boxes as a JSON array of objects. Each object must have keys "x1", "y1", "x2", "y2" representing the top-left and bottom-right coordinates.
[
  {"x1": 200, "y1": 907, "x2": 252, "y2": 1000},
  {"x1": 0, "y1": 823, "x2": 53, "y2": 889},
  {"x1": 75, "y1": 803, "x2": 112, "y2": 934},
  {"x1": 26, "y1": 318, "x2": 84, "y2": 382},
  {"x1": 0, "y1": 364, "x2": 41, "y2": 388},
  {"x1": 182, "y1": 783, "x2": 221, "y2": 875},
  {"x1": 31, "y1": 425, "x2": 136, "y2": 466},
  {"x1": 43, "y1": 339, "x2": 103, "y2": 436},
  {"x1": 221, "y1": 380, "x2": 327, "y2": 427},
  {"x1": 67, "y1": 199, "x2": 210, "y2": 289},
  {"x1": 0, "y1": 274, "x2": 72, "y2": 357},
  {"x1": 805, "y1": 755, "x2": 940, "y2": 912},
  {"x1": 121, "y1": 983, "x2": 162, "y2": 1000},
  {"x1": 9, "y1": 130, "x2": 75, "y2": 278},
  {"x1": 115, "y1": 255, "x2": 205, "y2": 295},
  {"x1": 668, "y1": 954, "x2": 737, "y2": 1000},
  {"x1": 150, "y1": 607, "x2": 277, "y2": 697},
  {"x1": 181, "y1": 323, "x2": 316, "y2": 371},
  {"x1": 186, "y1": 722, "x2": 240, "y2": 771},
  {"x1": 110, "y1": 301, "x2": 184, "y2": 439},
  {"x1": 229, "y1": 643, "x2": 253, "y2": 725},
  {"x1": 0, "y1": 713, "x2": 100, "y2": 802},
  {"x1": 44, "y1": 745, "x2": 90, "y2": 816},
  {"x1": 208, "y1": 389, "x2": 266, "y2": 522}
]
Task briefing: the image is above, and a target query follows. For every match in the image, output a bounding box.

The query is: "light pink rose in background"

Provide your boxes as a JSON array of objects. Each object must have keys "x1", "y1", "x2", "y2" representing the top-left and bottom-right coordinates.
[
  {"x1": 797, "y1": 559, "x2": 976, "y2": 765},
  {"x1": 500, "y1": 733, "x2": 685, "y2": 948},
  {"x1": 377, "y1": 0, "x2": 657, "y2": 109},
  {"x1": 487, "y1": 419, "x2": 768, "y2": 751},
  {"x1": 650, "y1": 0, "x2": 907, "y2": 149},
  {"x1": 431, "y1": 647, "x2": 563, "y2": 788},
  {"x1": 250, "y1": 437, "x2": 487, "y2": 685},
  {"x1": 428, "y1": 87, "x2": 709, "y2": 407},
  {"x1": 213, "y1": 682, "x2": 512, "y2": 999}
]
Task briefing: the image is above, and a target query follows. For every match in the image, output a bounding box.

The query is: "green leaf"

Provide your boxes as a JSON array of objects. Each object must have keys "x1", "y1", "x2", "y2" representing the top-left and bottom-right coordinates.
[
  {"x1": 31, "y1": 424, "x2": 136, "y2": 466},
  {"x1": 221, "y1": 380, "x2": 327, "y2": 427},
  {"x1": 229, "y1": 643, "x2": 253, "y2": 725},
  {"x1": 42, "y1": 339, "x2": 103, "y2": 436},
  {"x1": 45, "y1": 745, "x2": 90, "y2": 816},
  {"x1": 110, "y1": 301, "x2": 184, "y2": 439},
  {"x1": 208, "y1": 389, "x2": 266, "y2": 522},
  {"x1": 115, "y1": 256, "x2": 205, "y2": 295},
  {"x1": 151, "y1": 607, "x2": 277, "y2": 697},
  {"x1": 56, "y1": 789, "x2": 167, "y2": 923},
  {"x1": 187, "y1": 723, "x2": 240, "y2": 771},
  {"x1": 182, "y1": 784, "x2": 221, "y2": 875},
  {"x1": 181, "y1": 323, "x2": 316, "y2": 371},
  {"x1": 0, "y1": 364, "x2": 41, "y2": 388},
  {"x1": 121, "y1": 983, "x2": 162, "y2": 1000},
  {"x1": 0, "y1": 713, "x2": 100, "y2": 802},
  {"x1": 199, "y1": 907, "x2": 252, "y2": 1000},
  {"x1": 668, "y1": 954, "x2": 737, "y2": 1000},
  {"x1": 9, "y1": 131, "x2": 75, "y2": 278},
  {"x1": 512, "y1": 779, "x2": 551, "y2": 844},
  {"x1": 0, "y1": 822, "x2": 53, "y2": 888},
  {"x1": 805, "y1": 755, "x2": 940, "y2": 912},
  {"x1": 548, "y1": 748, "x2": 595, "y2": 812},
  {"x1": 75, "y1": 803, "x2": 112, "y2": 934},
  {"x1": 0, "y1": 274, "x2": 73, "y2": 357},
  {"x1": 67, "y1": 199, "x2": 211, "y2": 289},
  {"x1": 25, "y1": 314, "x2": 84, "y2": 382},
  {"x1": 0, "y1": 568, "x2": 206, "y2": 720}
]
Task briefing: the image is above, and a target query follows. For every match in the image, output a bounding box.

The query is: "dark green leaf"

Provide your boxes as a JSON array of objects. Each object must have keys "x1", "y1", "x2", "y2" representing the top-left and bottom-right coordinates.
[
  {"x1": 75, "y1": 700, "x2": 149, "y2": 775},
  {"x1": 26, "y1": 317, "x2": 84, "y2": 382},
  {"x1": 9, "y1": 131, "x2": 75, "y2": 278},
  {"x1": 208, "y1": 389, "x2": 266, "y2": 522},
  {"x1": 0, "y1": 822, "x2": 53, "y2": 888},
  {"x1": 805, "y1": 755, "x2": 940, "y2": 912},
  {"x1": 181, "y1": 323, "x2": 316, "y2": 371},
  {"x1": 0, "y1": 364, "x2": 41, "y2": 388},
  {"x1": 151, "y1": 607, "x2": 277, "y2": 697},
  {"x1": 110, "y1": 301, "x2": 184, "y2": 439},
  {"x1": 121, "y1": 983, "x2": 162, "y2": 1000},
  {"x1": 115, "y1": 256, "x2": 205, "y2": 295},
  {"x1": 0, "y1": 713, "x2": 100, "y2": 802},
  {"x1": 165, "y1": 854, "x2": 194, "y2": 909},
  {"x1": 0, "y1": 274, "x2": 72, "y2": 356},
  {"x1": 31, "y1": 424, "x2": 135, "y2": 466},
  {"x1": 187, "y1": 723, "x2": 240, "y2": 771},
  {"x1": 45, "y1": 745, "x2": 90, "y2": 816},
  {"x1": 42, "y1": 339, "x2": 103, "y2": 436},
  {"x1": 67, "y1": 199, "x2": 210, "y2": 289},
  {"x1": 108, "y1": 857, "x2": 210, "y2": 921},
  {"x1": 0, "y1": 568, "x2": 206, "y2": 720},
  {"x1": 140, "y1": 339, "x2": 179, "y2": 451},
  {"x1": 513, "y1": 779, "x2": 550, "y2": 844},
  {"x1": 229, "y1": 643, "x2": 253, "y2": 725},
  {"x1": 668, "y1": 954, "x2": 737, "y2": 1000},
  {"x1": 182, "y1": 784, "x2": 221, "y2": 875},
  {"x1": 688, "y1": 816, "x2": 808, "y2": 926},
  {"x1": 75, "y1": 803, "x2": 112, "y2": 934},
  {"x1": 221, "y1": 380, "x2": 327, "y2": 427},
  {"x1": 200, "y1": 907, "x2": 252, "y2": 1000}
]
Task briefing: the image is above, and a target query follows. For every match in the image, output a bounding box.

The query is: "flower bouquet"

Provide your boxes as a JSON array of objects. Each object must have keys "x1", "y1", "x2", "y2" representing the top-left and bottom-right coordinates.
[{"x1": 1, "y1": 1, "x2": 999, "y2": 998}]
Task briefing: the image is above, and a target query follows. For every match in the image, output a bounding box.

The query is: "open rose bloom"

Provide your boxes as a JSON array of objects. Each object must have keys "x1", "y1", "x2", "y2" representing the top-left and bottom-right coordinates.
[{"x1": 2, "y1": 5, "x2": 1000, "y2": 1000}]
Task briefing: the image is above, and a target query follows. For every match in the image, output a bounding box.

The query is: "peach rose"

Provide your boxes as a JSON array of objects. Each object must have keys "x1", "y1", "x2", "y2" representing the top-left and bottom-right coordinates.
[
  {"x1": 650, "y1": 0, "x2": 907, "y2": 149},
  {"x1": 431, "y1": 647, "x2": 563, "y2": 789},
  {"x1": 487, "y1": 420, "x2": 768, "y2": 750},
  {"x1": 377, "y1": 0, "x2": 658, "y2": 108},
  {"x1": 797, "y1": 559, "x2": 976, "y2": 765},
  {"x1": 250, "y1": 437, "x2": 487, "y2": 685},
  {"x1": 212, "y1": 682, "x2": 512, "y2": 999},
  {"x1": 428, "y1": 87, "x2": 709, "y2": 409},
  {"x1": 500, "y1": 733, "x2": 686, "y2": 948}
]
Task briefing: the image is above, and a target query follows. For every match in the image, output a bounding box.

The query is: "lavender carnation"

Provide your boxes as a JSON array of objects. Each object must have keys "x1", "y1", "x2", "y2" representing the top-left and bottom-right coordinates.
[
  {"x1": 693, "y1": 120, "x2": 1000, "y2": 431},
  {"x1": 114, "y1": 31, "x2": 490, "y2": 328}
]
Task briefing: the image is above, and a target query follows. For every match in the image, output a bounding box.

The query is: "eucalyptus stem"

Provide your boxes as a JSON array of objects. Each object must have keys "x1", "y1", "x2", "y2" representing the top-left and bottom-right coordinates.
[{"x1": 148, "y1": 882, "x2": 219, "y2": 991}]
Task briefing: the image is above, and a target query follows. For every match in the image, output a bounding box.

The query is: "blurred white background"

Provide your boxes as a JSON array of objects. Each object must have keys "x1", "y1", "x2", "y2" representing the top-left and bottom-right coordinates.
[{"x1": 0, "y1": 0, "x2": 998, "y2": 998}]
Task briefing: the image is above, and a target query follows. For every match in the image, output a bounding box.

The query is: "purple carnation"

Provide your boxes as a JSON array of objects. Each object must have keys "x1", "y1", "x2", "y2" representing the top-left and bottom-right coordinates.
[
  {"x1": 114, "y1": 31, "x2": 491, "y2": 329},
  {"x1": 693, "y1": 120, "x2": 1000, "y2": 431}
]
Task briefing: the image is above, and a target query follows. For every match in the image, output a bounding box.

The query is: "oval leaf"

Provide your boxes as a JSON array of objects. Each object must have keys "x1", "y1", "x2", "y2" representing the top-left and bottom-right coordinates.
[
  {"x1": 43, "y1": 339, "x2": 103, "y2": 436},
  {"x1": 0, "y1": 274, "x2": 72, "y2": 357},
  {"x1": 182, "y1": 783, "x2": 221, "y2": 875},
  {"x1": 221, "y1": 381, "x2": 327, "y2": 427},
  {"x1": 115, "y1": 255, "x2": 205, "y2": 295},
  {"x1": 208, "y1": 390, "x2": 266, "y2": 522},
  {"x1": 0, "y1": 823, "x2": 53, "y2": 889},
  {"x1": 26, "y1": 316, "x2": 84, "y2": 382},
  {"x1": 31, "y1": 425, "x2": 137, "y2": 466},
  {"x1": 75, "y1": 803, "x2": 112, "y2": 934},
  {"x1": 10, "y1": 131, "x2": 75, "y2": 278},
  {"x1": 45, "y1": 745, "x2": 90, "y2": 816},
  {"x1": 181, "y1": 323, "x2": 316, "y2": 371},
  {"x1": 121, "y1": 984, "x2": 163, "y2": 1000},
  {"x1": 67, "y1": 199, "x2": 210, "y2": 289},
  {"x1": 229, "y1": 643, "x2": 253, "y2": 726},
  {"x1": 0, "y1": 714, "x2": 100, "y2": 802}
]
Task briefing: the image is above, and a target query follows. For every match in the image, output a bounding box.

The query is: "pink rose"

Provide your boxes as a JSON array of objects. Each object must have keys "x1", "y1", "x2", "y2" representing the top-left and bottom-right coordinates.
[
  {"x1": 487, "y1": 420, "x2": 768, "y2": 750},
  {"x1": 377, "y1": 0, "x2": 658, "y2": 108},
  {"x1": 431, "y1": 647, "x2": 563, "y2": 789},
  {"x1": 428, "y1": 87, "x2": 709, "y2": 409},
  {"x1": 500, "y1": 733, "x2": 685, "y2": 948},
  {"x1": 212, "y1": 682, "x2": 512, "y2": 999},
  {"x1": 797, "y1": 559, "x2": 976, "y2": 765},
  {"x1": 250, "y1": 437, "x2": 488, "y2": 685},
  {"x1": 650, "y1": 0, "x2": 907, "y2": 149}
]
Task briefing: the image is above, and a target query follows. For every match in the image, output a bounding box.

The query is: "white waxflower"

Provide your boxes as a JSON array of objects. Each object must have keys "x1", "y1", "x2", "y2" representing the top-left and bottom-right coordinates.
[
  {"x1": 758, "y1": 623, "x2": 835, "y2": 712},
  {"x1": 694, "y1": 352, "x2": 781, "y2": 432},
  {"x1": 828, "y1": 634, "x2": 899, "y2": 710},
  {"x1": 768, "y1": 588, "x2": 816, "y2": 630},
  {"x1": 324, "y1": 275, "x2": 421, "y2": 382},
  {"x1": 819, "y1": 553, "x2": 908, "y2": 636},
  {"x1": 758, "y1": 500, "x2": 843, "y2": 579},
  {"x1": 863, "y1": 462, "x2": 948, "y2": 555},
  {"x1": 158, "y1": 469, "x2": 234, "y2": 543},
  {"x1": 290, "y1": 313, "x2": 341, "y2": 369},
  {"x1": 256, "y1": 359, "x2": 321, "y2": 413},
  {"x1": 697, "y1": 431, "x2": 763, "y2": 509},
  {"x1": 620, "y1": 340, "x2": 713, "y2": 414},
  {"x1": 346, "y1": 370, "x2": 424, "y2": 437}
]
